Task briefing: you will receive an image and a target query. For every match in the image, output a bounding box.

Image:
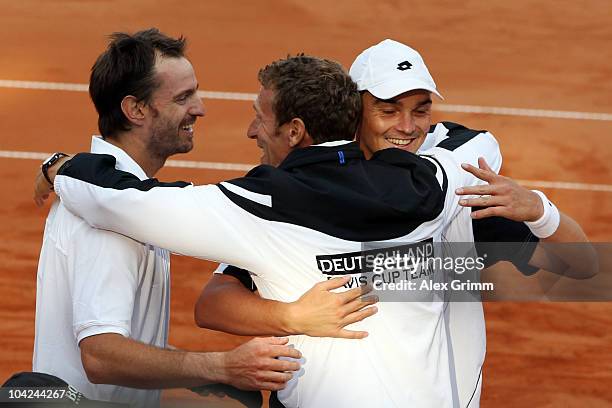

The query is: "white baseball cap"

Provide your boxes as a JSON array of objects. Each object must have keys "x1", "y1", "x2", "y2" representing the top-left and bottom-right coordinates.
[{"x1": 349, "y1": 39, "x2": 443, "y2": 100}]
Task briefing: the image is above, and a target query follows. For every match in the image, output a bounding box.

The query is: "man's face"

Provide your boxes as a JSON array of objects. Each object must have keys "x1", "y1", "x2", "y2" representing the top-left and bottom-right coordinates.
[
  {"x1": 146, "y1": 56, "x2": 205, "y2": 158},
  {"x1": 357, "y1": 90, "x2": 432, "y2": 158},
  {"x1": 247, "y1": 87, "x2": 292, "y2": 167}
]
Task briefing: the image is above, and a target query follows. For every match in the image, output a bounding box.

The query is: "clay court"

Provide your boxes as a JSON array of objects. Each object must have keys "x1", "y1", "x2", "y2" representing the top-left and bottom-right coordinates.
[{"x1": 1, "y1": 1, "x2": 611, "y2": 406}]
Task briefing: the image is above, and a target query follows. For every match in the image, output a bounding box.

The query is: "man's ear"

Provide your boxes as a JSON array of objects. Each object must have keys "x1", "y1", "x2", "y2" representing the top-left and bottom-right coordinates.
[
  {"x1": 287, "y1": 118, "x2": 307, "y2": 148},
  {"x1": 120, "y1": 95, "x2": 147, "y2": 126}
]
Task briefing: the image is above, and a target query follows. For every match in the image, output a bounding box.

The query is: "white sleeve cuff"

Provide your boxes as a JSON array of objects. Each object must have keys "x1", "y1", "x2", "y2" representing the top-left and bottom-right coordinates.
[{"x1": 75, "y1": 322, "x2": 130, "y2": 344}]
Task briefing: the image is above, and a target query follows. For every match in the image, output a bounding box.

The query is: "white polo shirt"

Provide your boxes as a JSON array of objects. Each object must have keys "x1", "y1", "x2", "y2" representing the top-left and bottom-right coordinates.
[{"x1": 33, "y1": 136, "x2": 170, "y2": 407}]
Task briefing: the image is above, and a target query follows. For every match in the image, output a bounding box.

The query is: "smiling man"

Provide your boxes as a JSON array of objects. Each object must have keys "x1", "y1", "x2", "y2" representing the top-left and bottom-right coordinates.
[
  {"x1": 350, "y1": 39, "x2": 593, "y2": 407},
  {"x1": 32, "y1": 29, "x2": 301, "y2": 408}
]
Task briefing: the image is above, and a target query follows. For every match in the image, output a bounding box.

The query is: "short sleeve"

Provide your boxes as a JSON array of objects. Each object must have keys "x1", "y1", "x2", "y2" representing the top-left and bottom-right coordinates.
[
  {"x1": 214, "y1": 263, "x2": 258, "y2": 292},
  {"x1": 68, "y1": 225, "x2": 144, "y2": 343},
  {"x1": 472, "y1": 214, "x2": 540, "y2": 276}
]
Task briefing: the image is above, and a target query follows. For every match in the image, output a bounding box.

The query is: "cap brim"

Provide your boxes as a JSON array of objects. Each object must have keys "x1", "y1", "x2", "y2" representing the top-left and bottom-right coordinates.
[{"x1": 366, "y1": 79, "x2": 444, "y2": 100}]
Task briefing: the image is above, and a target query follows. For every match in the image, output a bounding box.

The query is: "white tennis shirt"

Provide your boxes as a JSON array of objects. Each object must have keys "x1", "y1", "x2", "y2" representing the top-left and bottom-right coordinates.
[
  {"x1": 33, "y1": 136, "x2": 170, "y2": 407},
  {"x1": 423, "y1": 123, "x2": 502, "y2": 408}
]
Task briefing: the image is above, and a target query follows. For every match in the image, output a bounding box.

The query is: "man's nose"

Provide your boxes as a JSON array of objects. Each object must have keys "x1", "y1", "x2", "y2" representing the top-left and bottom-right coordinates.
[
  {"x1": 395, "y1": 112, "x2": 416, "y2": 134},
  {"x1": 247, "y1": 121, "x2": 258, "y2": 139},
  {"x1": 191, "y1": 97, "x2": 206, "y2": 117}
]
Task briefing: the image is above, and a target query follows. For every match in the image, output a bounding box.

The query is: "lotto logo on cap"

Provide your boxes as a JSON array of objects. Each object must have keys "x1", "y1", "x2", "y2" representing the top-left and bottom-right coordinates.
[{"x1": 349, "y1": 39, "x2": 443, "y2": 100}]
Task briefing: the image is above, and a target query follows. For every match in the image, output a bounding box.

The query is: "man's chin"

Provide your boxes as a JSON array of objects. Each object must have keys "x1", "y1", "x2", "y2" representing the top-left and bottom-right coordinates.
[
  {"x1": 384, "y1": 138, "x2": 423, "y2": 154},
  {"x1": 175, "y1": 141, "x2": 194, "y2": 154}
]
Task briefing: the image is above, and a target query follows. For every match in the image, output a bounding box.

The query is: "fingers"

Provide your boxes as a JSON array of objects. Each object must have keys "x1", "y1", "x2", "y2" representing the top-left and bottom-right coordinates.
[
  {"x1": 334, "y1": 328, "x2": 370, "y2": 340},
  {"x1": 458, "y1": 195, "x2": 504, "y2": 208},
  {"x1": 258, "y1": 370, "x2": 294, "y2": 384},
  {"x1": 259, "y1": 337, "x2": 289, "y2": 346},
  {"x1": 247, "y1": 371, "x2": 294, "y2": 391},
  {"x1": 342, "y1": 306, "x2": 378, "y2": 327},
  {"x1": 268, "y1": 345, "x2": 301, "y2": 360},
  {"x1": 358, "y1": 282, "x2": 373, "y2": 296},
  {"x1": 343, "y1": 294, "x2": 378, "y2": 315},
  {"x1": 478, "y1": 157, "x2": 494, "y2": 173},
  {"x1": 316, "y1": 276, "x2": 350, "y2": 291},
  {"x1": 460, "y1": 162, "x2": 495, "y2": 183},
  {"x1": 340, "y1": 283, "x2": 373, "y2": 302},
  {"x1": 470, "y1": 206, "x2": 505, "y2": 219},
  {"x1": 455, "y1": 184, "x2": 496, "y2": 196},
  {"x1": 251, "y1": 337, "x2": 301, "y2": 359},
  {"x1": 263, "y1": 356, "x2": 301, "y2": 372},
  {"x1": 34, "y1": 193, "x2": 51, "y2": 207},
  {"x1": 34, "y1": 170, "x2": 54, "y2": 207}
]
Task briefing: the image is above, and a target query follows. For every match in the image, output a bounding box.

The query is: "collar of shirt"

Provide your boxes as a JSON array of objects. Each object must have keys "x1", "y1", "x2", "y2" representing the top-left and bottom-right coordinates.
[
  {"x1": 312, "y1": 140, "x2": 353, "y2": 148},
  {"x1": 278, "y1": 141, "x2": 363, "y2": 171},
  {"x1": 90, "y1": 136, "x2": 148, "y2": 181}
]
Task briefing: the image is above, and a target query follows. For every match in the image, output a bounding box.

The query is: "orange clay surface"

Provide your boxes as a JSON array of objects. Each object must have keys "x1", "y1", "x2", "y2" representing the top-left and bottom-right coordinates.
[{"x1": 0, "y1": 1, "x2": 611, "y2": 406}]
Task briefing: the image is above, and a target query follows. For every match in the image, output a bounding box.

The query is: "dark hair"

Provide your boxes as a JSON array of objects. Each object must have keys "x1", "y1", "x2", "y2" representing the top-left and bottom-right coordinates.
[
  {"x1": 89, "y1": 28, "x2": 186, "y2": 138},
  {"x1": 258, "y1": 55, "x2": 361, "y2": 144}
]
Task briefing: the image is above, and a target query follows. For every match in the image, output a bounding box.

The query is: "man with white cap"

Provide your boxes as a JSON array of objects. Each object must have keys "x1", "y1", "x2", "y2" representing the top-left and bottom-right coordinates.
[
  {"x1": 349, "y1": 38, "x2": 592, "y2": 407},
  {"x1": 350, "y1": 38, "x2": 500, "y2": 408}
]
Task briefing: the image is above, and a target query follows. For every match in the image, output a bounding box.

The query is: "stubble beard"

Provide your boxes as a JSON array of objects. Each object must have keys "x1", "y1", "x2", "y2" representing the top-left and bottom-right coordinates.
[{"x1": 148, "y1": 115, "x2": 193, "y2": 162}]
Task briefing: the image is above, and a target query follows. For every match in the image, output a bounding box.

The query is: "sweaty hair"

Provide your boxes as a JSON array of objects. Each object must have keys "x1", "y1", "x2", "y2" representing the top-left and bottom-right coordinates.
[
  {"x1": 258, "y1": 55, "x2": 361, "y2": 144},
  {"x1": 89, "y1": 28, "x2": 186, "y2": 138}
]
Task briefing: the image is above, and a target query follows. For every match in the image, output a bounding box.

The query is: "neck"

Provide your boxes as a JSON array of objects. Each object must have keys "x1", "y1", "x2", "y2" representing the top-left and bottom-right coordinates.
[
  {"x1": 104, "y1": 133, "x2": 165, "y2": 178},
  {"x1": 357, "y1": 140, "x2": 374, "y2": 159}
]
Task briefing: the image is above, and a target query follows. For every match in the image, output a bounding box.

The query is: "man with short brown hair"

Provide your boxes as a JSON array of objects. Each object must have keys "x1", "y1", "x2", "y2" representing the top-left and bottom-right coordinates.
[{"x1": 33, "y1": 29, "x2": 300, "y2": 408}]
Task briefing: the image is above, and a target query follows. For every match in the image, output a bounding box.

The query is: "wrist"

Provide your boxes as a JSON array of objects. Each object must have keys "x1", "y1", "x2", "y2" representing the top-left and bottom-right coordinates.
[
  {"x1": 41, "y1": 152, "x2": 69, "y2": 188},
  {"x1": 527, "y1": 190, "x2": 545, "y2": 222},
  {"x1": 280, "y1": 301, "x2": 301, "y2": 336},
  {"x1": 525, "y1": 190, "x2": 560, "y2": 238},
  {"x1": 191, "y1": 351, "x2": 226, "y2": 385}
]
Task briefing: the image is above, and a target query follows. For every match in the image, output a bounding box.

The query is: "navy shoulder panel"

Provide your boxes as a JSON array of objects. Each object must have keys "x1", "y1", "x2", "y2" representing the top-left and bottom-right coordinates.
[
  {"x1": 436, "y1": 122, "x2": 487, "y2": 152},
  {"x1": 218, "y1": 148, "x2": 445, "y2": 242},
  {"x1": 58, "y1": 153, "x2": 190, "y2": 190}
]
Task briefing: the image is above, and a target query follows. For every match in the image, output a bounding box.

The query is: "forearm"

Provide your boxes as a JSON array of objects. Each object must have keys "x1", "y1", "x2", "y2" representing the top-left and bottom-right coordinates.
[
  {"x1": 80, "y1": 334, "x2": 225, "y2": 389},
  {"x1": 529, "y1": 213, "x2": 597, "y2": 279},
  {"x1": 197, "y1": 273, "x2": 376, "y2": 339},
  {"x1": 456, "y1": 165, "x2": 597, "y2": 279},
  {"x1": 542, "y1": 212, "x2": 588, "y2": 243},
  {"x1": 195, "y1": 276, "x2": 294, "y2": 336}
]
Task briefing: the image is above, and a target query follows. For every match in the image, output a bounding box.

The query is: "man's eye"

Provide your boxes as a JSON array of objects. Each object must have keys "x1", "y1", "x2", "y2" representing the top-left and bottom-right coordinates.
[
  {"x1": 176, "y1": 94, "x2": 190, "y2": 104},
  {"x1": 382, "y1": 109, "x2": 396, "y2": 115}
]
